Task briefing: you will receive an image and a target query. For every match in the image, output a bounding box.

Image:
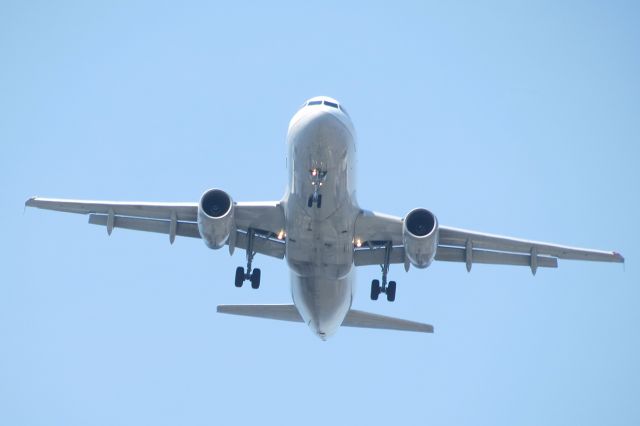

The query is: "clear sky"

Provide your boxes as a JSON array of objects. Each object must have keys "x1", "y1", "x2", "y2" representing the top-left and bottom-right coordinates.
[{"x1": 1, "y1": 1, "x2": 638, "y2": 425}]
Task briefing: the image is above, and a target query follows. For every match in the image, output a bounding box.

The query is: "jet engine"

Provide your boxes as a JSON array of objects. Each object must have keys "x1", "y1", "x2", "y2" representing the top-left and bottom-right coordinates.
[
  {"x1": 198, "y1": 189, "x2": 234, "y2": 249},
  {"x1": 403, "y1": 208, "x2": 439, "y2": 268}
]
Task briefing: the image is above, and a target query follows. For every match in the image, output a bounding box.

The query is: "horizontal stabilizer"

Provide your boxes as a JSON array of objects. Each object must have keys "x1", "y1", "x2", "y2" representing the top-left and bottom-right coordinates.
[
  {"x1": 217, "y1": 304, "x2": 303, "y2": 323},
  {"x1": 343, "y1": 309, "x2": 433, "y2": 333},
  {"x1": 217, "y1": 304, "x2": 433, "y2": 333}
]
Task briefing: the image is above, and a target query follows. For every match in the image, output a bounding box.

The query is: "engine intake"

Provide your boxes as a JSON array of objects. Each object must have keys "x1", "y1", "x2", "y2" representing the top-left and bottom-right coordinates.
[
  {"x1": 403, "y1": 208, "x2": 439, "y2": 268},
  {"x1": 198, "y1": 189, "x2": 234, "y2": 249}
]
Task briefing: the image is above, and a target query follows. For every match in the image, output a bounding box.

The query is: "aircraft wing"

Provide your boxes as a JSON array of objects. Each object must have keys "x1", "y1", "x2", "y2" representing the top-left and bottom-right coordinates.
[
  {"x1": 25, "y1": 197, "x2": 286, "y2": 259},
  {"x1": 353, "y1": 210, "x2": 624, "y2": 273}
]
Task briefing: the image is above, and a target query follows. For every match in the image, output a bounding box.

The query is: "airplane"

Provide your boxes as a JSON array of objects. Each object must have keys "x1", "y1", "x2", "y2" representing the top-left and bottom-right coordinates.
[{"x1": 26, "y1": 96, "x2": 624, "y2": 340}]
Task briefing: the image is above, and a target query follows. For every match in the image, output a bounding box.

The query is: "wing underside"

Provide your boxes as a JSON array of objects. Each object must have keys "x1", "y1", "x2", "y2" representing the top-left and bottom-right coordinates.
[
  {"x1": 25, "y1": 198, "x2": 624, "y2": 271},
  {"x1": 25, "y1": 197, "x2": 286, "y2": 258},
  {"x1": 354, "y1": 210, "x2": 624, "y2": 273}
]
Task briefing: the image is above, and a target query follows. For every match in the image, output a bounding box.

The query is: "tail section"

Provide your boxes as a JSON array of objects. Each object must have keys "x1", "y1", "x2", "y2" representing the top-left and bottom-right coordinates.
[
  {"x1": 343, "y1": 309, "x2": 433, "y2": 333},
  {"x1": 217, "y1": 304, "x2": 303, "y2": 322},
  {"x1": 217, "y1": 304, "x2": 433, "y2": 334}
]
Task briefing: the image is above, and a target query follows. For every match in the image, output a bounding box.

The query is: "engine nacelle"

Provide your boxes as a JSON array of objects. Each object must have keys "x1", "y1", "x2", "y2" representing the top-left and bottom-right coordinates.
[
  {"x1": 403, "y1": 208, "x2": 439, "y2": 268},
  {"x1": 197, "y1": 189, "x2": 234, "y2": 249}
]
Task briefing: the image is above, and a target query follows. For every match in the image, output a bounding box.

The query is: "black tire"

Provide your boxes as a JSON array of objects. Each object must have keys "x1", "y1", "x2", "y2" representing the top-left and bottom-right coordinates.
[
  {"x1": 235, "y1": 266, "x2": 245, "y2": 287},
  {"x1": 370, "y1": 279, "x2": 380, "y2": 300},
  {"x1": 307, "y1": 195, "x2": 313, "y2": 208},
  {"x1": 251, "y1": 268, "x2": 261, "y2": 289},
  {"x1": 387, "y1": 281, "x2": 396, "y2": 302},
  {"x1": 317, "y1": 194, "x2": 322, "y2": 208}
]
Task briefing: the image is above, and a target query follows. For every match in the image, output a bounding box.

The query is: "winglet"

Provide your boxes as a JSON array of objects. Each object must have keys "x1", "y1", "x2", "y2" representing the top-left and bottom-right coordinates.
[
  {"x1": 25, "y1": 197, "x2": 37, "y2": 208},
  {"x1": 613, "y1": 252, "x2": 625, "y2": 263}
]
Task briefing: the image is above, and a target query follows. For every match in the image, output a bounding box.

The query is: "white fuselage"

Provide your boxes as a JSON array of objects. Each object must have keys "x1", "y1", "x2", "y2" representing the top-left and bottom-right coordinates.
[{"x1": 283, "y1": 98, "x2": 359, "y2": 339}]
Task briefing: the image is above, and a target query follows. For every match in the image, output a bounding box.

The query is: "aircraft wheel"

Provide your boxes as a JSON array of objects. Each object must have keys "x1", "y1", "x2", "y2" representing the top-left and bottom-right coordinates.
[
  {"x1": 307, "y1": 195, "x2": 313, "y2": 208},
  {"x1": 387, "y1": 281, "x2": 396, "y2": 302},
  {"x1": 251, "y1": 268, "x2": 261, "y2": 289},
  {"x1": 235, "y1": 266, "x2": 245, "y2": 287},
  {"x1": 370, "y1": 279, "x2": 380, "y2": 300},
  {"x1": 317, "y1": 194, "x2": 322, "y2": 208}
]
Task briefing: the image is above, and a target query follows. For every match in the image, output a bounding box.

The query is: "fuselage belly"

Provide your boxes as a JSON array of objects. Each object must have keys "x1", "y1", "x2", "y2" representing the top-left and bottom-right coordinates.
[{"x1": 283, "y1": 100, "x2": 358, "y2": 339}]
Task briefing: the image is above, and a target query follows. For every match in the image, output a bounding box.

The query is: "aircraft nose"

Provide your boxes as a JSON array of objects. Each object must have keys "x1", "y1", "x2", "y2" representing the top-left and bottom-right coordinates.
[
  {"x1": 304, "y1": 109, "x2": 346, "y2": 130},
  {"x1": 296, "y1": 110, "x2": 353, "y2": 152}
]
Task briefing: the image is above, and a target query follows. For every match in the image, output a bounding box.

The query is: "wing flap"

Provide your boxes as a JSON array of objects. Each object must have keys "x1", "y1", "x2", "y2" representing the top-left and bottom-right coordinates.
[
  {"x1": 439, "y1": 226, "x2": 623, "y2": 262},
  {"x1": 88, "y1": 214, "x2": 201, "y2": 238},
  {"x1": 353, "y1": 245, "x2": 405, "y2": 266},
  {"x1": 354, "y1": 245, "x2": 559, "y2": 268},
  {"x1": 89, "y1": 214, "x2": 286, "y2": 258},
  {"x1": 233, "y1": 229, "x2": 286, "y2": 259},
  {"x1": 435, "y1": 246, "x2": 558, "y2": 268}
]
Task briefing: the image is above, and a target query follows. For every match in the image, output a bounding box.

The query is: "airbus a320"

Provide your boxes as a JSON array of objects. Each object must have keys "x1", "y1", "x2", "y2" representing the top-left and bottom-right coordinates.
[{"x1": 26, "y1": 96, "x2": 624, "y2": 340}]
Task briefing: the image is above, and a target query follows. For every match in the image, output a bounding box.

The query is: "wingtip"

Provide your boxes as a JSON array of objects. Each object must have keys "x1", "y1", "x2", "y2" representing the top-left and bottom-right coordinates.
[
  {"x1": 613, "y1": 252, "x2": 625, "y2": 263},
  {"x1": 25, "y1": 197, "x2": 37, "y2": 207}
]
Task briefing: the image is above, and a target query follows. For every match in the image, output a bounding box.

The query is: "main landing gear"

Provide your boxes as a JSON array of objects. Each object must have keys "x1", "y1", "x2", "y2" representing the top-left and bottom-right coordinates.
[
  {"x1": 370, "y1": 242, "x2": 397, "y2": 302},
  {"x1": 307, "y1": 167, "x2": 327, "y2": 209},
  {"x1": 234, "y1": 228, "x2": 261, "y2": 289}
]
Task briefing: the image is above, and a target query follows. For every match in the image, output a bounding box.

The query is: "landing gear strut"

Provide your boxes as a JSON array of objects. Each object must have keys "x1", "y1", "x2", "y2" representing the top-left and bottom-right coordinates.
[
  {"x1": 234, "y1": 228, "x2": 261, "y2": 289},
  {"x1": 370, "y1": 241, "x2": 396, "y2": 302},
  {"x1": 307, "y1": 167, "x2": 327, "y2": 208}
]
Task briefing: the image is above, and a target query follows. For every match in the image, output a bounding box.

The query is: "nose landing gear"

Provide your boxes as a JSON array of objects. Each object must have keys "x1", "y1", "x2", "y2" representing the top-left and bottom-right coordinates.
[
  {"x1": 307, "y1": 167, "x2": 327, "y2": 209},
  {"x1": 234, "y1": 228, "x2": 261, "y2": 289},
  {"x1": 370, "y1": 242, "x2": 397, "y2": 302},
  {"x1": 307, "y1": 193, "x2": 322, "y2": 208}
]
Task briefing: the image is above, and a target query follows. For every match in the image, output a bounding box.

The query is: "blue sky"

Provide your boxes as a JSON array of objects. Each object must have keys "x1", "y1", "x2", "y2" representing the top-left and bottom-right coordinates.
[{"x1": 1, "y1": 1, "x2": 638, "y2": 425}]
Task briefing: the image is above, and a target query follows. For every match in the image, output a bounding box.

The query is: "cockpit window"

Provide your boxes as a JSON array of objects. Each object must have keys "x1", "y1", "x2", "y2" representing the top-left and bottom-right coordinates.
[{"x1": 304, "y1": 99, "x2": 349, "y2": 117}]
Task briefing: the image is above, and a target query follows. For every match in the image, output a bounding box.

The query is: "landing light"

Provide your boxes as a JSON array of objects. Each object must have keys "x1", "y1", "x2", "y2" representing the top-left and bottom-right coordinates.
[
  {"x1": 277, "y1": 230, "x2": 286, "y2": 240},
  {"x1": 354, "y1": 239, "x2": 363, "y2": 248}
]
